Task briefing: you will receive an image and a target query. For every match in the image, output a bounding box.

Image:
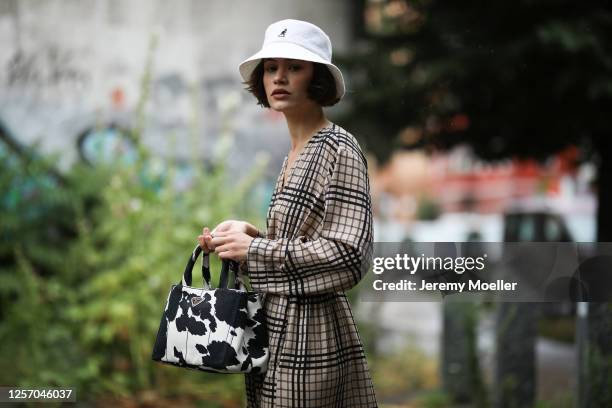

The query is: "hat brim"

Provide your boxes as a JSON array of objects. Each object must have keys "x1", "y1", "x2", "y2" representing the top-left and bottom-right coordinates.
[{"x1": 239, "y1": 42, "x2": 345, "y2": 100}]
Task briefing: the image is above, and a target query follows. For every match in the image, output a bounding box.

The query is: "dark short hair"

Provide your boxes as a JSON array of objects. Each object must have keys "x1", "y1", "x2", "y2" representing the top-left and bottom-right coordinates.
[{"x1": 244, "y1": 59, "x2": 340, "y2": 107}]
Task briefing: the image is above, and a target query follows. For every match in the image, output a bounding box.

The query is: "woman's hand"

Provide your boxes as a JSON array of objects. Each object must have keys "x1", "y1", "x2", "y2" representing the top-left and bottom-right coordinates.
[
  {"x1": 213, "y1": 220, "x2": 258, "y2": 236},
  {"x1": 197, "y1": 220, "x2": 258, "y2": 257},
  {"x1": 209, "y1": 230, "x2": 254, "y2": 262}
]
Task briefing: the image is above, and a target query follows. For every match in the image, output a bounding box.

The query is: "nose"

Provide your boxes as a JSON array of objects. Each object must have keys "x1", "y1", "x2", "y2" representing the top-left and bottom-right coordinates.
[{"x1": 273, "y1": 65, "x2": 288, "y2": 84}]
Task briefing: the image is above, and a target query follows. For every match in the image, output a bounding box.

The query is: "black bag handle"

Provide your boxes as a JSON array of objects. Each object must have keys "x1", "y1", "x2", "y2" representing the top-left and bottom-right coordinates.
[
  {"x1": 218, "y1": 258, "x2": 238, "y2": 289},
  {"x1": 182, "y1": 244, "x2": 240, "y2": 289}
]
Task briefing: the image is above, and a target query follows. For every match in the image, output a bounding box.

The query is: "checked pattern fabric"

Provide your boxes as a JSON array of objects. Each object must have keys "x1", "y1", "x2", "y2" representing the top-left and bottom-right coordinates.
[{"x1": 241, "y1": 123, "x2": 378, "y2": 407}]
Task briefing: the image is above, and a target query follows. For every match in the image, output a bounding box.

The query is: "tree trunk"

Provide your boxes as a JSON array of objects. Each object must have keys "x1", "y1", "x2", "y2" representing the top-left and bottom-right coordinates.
[
  {"x1": 442, "y1": 300, "x2": 486, "y2": 405},
  {"x1": 494, "y1": 303, "x2": 537, "y2": 408},
  {"x1": 577, "y1": 136, "x2": 612, "y2": 407}
]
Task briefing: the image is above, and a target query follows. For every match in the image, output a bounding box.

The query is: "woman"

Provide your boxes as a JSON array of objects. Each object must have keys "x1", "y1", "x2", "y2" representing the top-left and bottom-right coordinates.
[{"x1": 198, "y1": 19, "x2": 378, "y2": 408}]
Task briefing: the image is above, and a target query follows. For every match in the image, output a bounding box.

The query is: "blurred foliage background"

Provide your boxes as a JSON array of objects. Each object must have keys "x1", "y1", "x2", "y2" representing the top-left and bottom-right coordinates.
[
  {"x1": 0, "y1": 125, "x2": 265, "y2": 407},
  {"x1": 0, "y1": 41, "x2": 271, "y2": 406}
]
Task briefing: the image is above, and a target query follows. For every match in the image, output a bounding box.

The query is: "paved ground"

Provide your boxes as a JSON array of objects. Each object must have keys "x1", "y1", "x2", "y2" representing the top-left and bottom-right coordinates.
[{"x1": 356, "y1": 300, "x2": 576, "y2": 405}]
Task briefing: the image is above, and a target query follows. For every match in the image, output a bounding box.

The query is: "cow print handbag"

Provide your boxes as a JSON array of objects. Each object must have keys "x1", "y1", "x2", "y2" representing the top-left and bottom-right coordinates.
[{"x1": 151, "y1": 244, "x2": 269, "y2": 374}]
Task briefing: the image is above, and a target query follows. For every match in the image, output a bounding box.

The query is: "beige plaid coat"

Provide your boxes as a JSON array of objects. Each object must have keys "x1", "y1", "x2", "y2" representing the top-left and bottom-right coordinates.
[{"x1": 242, "y1": 123, "x2": 378, "y2": 407}]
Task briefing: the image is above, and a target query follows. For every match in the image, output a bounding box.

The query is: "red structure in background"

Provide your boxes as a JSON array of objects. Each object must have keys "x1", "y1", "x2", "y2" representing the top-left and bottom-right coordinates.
[
  {"x1": 426, "y1": 145, "x2": 580, "y2": 214},
  {"x1": 371, "y1": 146, "x2": 585, "y2": 221}
]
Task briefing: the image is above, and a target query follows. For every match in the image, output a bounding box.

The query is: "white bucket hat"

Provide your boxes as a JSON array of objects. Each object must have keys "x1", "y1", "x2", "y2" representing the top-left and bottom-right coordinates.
[{"x1": 238, "y1": 19, "x2": 345, "y2": 100}]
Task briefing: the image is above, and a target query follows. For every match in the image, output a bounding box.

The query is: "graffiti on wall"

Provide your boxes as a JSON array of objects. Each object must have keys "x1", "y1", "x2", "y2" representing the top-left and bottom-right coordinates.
[{"x1": 4, "y1": 45, "x2": 90, "y2": 92}]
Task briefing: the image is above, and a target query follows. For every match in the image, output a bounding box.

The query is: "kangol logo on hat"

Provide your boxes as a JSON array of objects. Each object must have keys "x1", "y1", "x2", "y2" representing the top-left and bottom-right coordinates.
[{"x1": 238, "y1": 19, "x2": 346, "y2": 100}]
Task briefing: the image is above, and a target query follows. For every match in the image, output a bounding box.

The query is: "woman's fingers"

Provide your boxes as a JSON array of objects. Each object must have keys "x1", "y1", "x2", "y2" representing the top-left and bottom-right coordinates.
[
  {"x1": 212, "y1": 233, "x2": 234, "y2": 254},
  {"x1": 210, "y1": 232, "x2": 229, "y2": 246},
  {"x1": 217, "y1": 249, "x2": 234, "y2": 259},
  {"x1": 213, "y1": 231, "x2": 250, "y2": 262},
  {"x1": 198, "y1": 229, "x2": 227, "y2": 252},
  {"x1": 197, "y1": 234, "x2": 210, "y2": 252},
  {"x1": 199, "y1": 228, "x2": 247, "y2": 260},
  {"x1": 215, "y1": 242, "x2": 236, "y2": 260},
  {"x1": 199, "y1": 227, "x2": 216, "y2": 252}
]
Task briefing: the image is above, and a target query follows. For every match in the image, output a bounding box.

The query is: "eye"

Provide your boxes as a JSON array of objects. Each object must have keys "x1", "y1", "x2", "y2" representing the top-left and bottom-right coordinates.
[
  {"x1": 289, "y1": 64, "x2": 302, "y2": 71},
  {"x1": 264, "y1": 65, "x2": 277, "y2": 73}
]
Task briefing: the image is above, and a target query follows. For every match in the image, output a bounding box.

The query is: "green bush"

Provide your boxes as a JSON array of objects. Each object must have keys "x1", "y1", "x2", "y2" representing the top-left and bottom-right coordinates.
[
  {"x1": 0, "y1": 130, "x2": 268, "y2": 406},
  {"x1": 416, "y1": 195, "x2": 441, "y2": 221},
  {"x1": 0, "y1": 33, "x2": 268, "y2": 405}
]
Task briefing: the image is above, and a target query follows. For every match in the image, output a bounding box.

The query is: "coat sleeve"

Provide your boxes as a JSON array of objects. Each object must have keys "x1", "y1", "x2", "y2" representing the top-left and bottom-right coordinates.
[
  {"x1": 238, "y1": 228, "x2": 266, "y2": 274},
  {"x1": 245, "y1": 145, "x2": 373, "y2": 295}
]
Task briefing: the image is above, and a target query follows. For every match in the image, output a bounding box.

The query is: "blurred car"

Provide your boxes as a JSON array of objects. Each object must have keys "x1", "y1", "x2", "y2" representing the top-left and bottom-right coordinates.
[{"x1": 503, "y1": 211, "x2": 573, "y2": 242}]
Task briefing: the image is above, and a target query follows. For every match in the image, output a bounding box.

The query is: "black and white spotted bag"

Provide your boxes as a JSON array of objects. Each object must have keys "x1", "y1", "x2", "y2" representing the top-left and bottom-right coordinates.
[{"x1": 151, "y1": 245, "x2": 269, "y2": 374}]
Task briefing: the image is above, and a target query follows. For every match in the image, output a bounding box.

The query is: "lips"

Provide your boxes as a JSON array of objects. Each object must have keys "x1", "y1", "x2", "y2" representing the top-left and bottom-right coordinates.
[{"x1": 272, "y1": 89, "x2": 290, "y2": 95}]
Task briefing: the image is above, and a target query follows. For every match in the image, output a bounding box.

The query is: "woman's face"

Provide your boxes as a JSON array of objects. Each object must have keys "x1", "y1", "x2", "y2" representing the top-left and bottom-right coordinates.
[{"x1": 262, "y1": 58, "x2": 315, "y2": 112}]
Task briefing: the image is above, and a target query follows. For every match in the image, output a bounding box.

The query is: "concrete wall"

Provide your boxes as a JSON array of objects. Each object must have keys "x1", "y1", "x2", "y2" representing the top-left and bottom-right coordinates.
[{"x1": 0, "y1": 0, "x2": 352, "y2": 177}]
